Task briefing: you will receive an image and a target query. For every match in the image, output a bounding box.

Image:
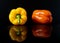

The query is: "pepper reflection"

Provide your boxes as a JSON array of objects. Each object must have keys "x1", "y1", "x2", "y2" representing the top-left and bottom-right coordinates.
[
  {"x1": 9, "y1": 25, "x2": 27, "y2": 42},
  {"x1": 32, "y1": 25, "x2": 52, "y2": 38}
]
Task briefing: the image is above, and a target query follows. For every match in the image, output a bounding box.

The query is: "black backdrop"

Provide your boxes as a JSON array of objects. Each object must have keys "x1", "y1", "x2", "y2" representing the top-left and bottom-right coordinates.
[
  {"x1": 0, "y1": 0, "x2": 60, "y2": 43},
  {"x1": 0, "y1": 0, "x2": 58, "y2": 25}
]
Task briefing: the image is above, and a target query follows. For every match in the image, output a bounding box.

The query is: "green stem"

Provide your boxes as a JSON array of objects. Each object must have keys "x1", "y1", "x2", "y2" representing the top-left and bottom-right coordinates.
[
  {"x1": 15, "y1": 27, "x2": 21, "y2": 36},
  {"x1": 16, "y1": 31, "x2": 21, "y2": 36},
  {"x1": 16, "y1": 14, "x2": 21, "y2": 24}
]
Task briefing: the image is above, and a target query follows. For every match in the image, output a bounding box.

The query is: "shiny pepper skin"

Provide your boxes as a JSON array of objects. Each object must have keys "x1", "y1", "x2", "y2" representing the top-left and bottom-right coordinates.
[
  {"x1": 32, "y1": 10, "x2": 53, "y2": 24},
  {"x1": 9, "y1": 7, "x2": 27, "y2": 25}
]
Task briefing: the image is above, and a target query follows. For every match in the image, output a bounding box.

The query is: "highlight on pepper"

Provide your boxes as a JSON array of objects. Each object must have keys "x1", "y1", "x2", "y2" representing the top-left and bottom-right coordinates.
[
  {"x1": 32, "y1": 10, "x2": 53, "y2": 24},
  {"x1": 9, "y1": 7, "x2": 27, "y2": 25}
]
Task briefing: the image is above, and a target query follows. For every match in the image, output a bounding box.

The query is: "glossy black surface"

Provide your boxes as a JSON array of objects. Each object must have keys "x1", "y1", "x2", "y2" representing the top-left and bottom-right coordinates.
[
  {"x1": 0, "y1": 24, "x2": 60, "y2": 43},
  {"x1": 0, "y1": 0, "x2": 60, "y2": 43}
]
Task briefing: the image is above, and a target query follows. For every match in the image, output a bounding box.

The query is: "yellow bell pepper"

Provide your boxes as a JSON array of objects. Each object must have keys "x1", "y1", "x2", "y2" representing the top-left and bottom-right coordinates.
[
  {"x1": 9, "y1": 25, "x2": 27, "y2": 42},
  {"x1": 9, "y1": 7, "x2": 27, "y2": 25}
]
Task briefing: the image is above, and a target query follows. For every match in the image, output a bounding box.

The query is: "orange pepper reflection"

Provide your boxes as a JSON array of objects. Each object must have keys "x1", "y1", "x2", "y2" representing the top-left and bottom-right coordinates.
[
  {"x1": 32, "y1": 25, "x2": 52, "y2": 38},
  {"x1": 9, "y1": 25, "x2": 27, "y2": 42}
]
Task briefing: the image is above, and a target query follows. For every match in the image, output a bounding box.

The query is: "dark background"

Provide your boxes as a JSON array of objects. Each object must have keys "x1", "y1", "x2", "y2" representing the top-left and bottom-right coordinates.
[{"x1": 0, "y1": 0, "x2": 60, "y2": 43}]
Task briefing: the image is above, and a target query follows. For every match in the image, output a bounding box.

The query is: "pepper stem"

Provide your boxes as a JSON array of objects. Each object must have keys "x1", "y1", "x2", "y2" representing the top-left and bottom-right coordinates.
[
  {"x1": 16, "y1": 31, "x2": 21, "y2": 36},
  {"x1": 16, "y1": 14, "x2": 21, "y2": 24},
  {"x1": 16, "y1": 27, "x2": 21, "y2": 36}
]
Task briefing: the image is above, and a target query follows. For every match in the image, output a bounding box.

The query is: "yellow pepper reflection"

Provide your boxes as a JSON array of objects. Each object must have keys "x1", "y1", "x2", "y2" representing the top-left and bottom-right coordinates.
[{"x1": 9, "y1": 25, "x2": 27, "y2": 42}]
